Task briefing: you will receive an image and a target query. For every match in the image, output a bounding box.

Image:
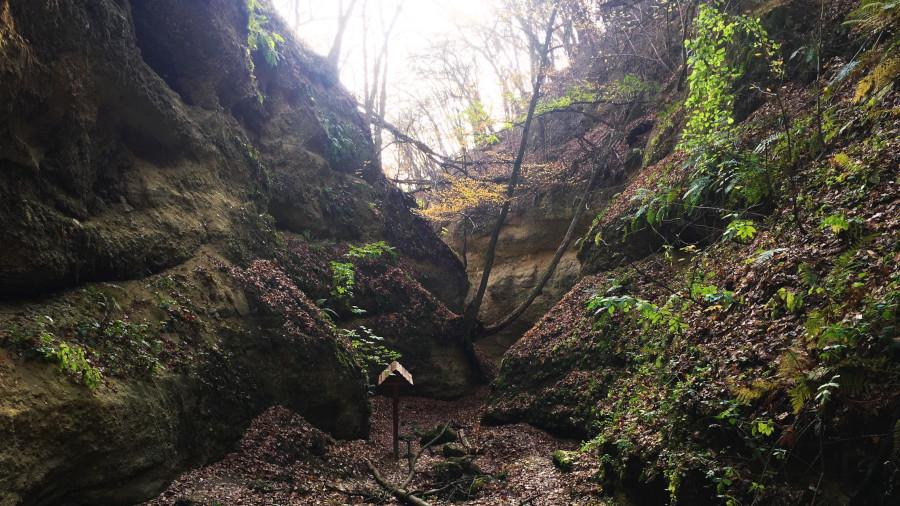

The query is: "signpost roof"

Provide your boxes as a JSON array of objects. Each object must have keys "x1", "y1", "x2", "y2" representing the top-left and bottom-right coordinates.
[{"x1": 377, "y1": 361, "x2": 413, "y2": 386}]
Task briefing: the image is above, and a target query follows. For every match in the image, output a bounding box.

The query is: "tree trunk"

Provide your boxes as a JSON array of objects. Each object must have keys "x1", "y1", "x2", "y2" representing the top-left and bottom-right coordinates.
[
  {"x1": 327, "y1": 0, "x2": 358, "y2": 72},
  {"x1": 461, "y1": 7, "x2": 558, "y2": 343},
  {"x1": 481, "y1": 133, "x2": 619, "y2": 336}
]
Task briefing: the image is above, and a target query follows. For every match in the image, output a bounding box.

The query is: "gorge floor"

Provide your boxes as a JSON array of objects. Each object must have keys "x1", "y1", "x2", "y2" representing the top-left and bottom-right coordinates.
[{"x1": 144, "y1": 388, "x2": 603, "y2": 505}]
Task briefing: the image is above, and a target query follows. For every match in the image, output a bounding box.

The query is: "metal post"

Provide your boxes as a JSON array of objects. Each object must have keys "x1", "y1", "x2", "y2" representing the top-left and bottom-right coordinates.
[{"x1": 392, "y1": 383, "x2": 400, "y2": 459}]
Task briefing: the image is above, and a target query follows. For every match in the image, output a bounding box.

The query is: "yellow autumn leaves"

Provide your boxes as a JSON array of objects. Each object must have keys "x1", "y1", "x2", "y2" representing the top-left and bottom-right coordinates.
[{"x1": 419, "y1": 176, "x2": 507, "y2": 220}]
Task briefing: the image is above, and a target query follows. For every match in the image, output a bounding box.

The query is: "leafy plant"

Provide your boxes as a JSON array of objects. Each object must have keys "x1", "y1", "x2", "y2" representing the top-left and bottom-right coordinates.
[
  {"x1": 827, "y1": 153, "x2": 866, "y2": 186},
  {"x1": 460, "y1": 100, "x2": 498, "y2": 145},
  {"x1": 37, "y1": 331, "x2": 102, "y2": 389},
  {"x1": 819, "y1": 213, "x2": 851, "y2": 234},
  {"x1": 776, "y1": 287, "x2": 804, "y2": 313},
  {"x1": 724, "y1": 219, "x2": 757, "y2": 242},
  {"x1": 751, "y1": 418, "x2": 775, "y2": 437},
  {"x1": 420, "y1": 175, "x2": 506, "y2": 220},
  {"x1": 586, "y1": 294, "x2": 686, "y2": 334},
  {"x1": 246, "y1": 0, "x2": 285, "y2": 66},
  {"x1": 620, "y1": 1, "x2": 782, "y2": 242},
  {"x1": 97, "y1": 319, "x2": 162, "y2": 373},
  {"x1": 680, "y1": 3, "x2": 780, "y2": 155},
  {"x1": 815, "y1": 374, "x2": 841, "y2": 408},
  {"x1": 319, "y1": 114, "x2": 358, "y2": 164},
  {"x1": 330, "y1": 261, "x2": 356, "y2": 300},
  {"x1": 342, "y1": 326, "x2": 401, "y2": 378},
  {"x1": 530, "y1": 82, "x2": 603, "y2": 120},
  {"x1": 628, "y1": 184, "x2": 681, "y2": 232},
  {"x1": 551, "y1": 450, "x2": 576, "y2": 471},
  {"x1": 691, "y1": 282, "x2": 737, "y2": 309},
  {"x1": 346, "y1": 241, "x2": 398, "y2": 263},
  {"x1": 603, "y1": 74, "x2": 658, "y2": 102}
]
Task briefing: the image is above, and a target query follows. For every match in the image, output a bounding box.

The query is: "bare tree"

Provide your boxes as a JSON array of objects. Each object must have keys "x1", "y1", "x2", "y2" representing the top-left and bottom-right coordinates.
[
  {"x1": 482, "y1": 131, "x2": 622, "y2": 336},
  {"x1": 327, "y1": 0, "x2": 358, "y2": 72},
  {"x1": 461, "y1": 6, "x2": 559, "y2": 341},
  {"x1": 365, "y1": 0, "x2": 691, "y2": 348},
  {"x1": 362, "y1": 1, "x2": 403, "y2": 155}
]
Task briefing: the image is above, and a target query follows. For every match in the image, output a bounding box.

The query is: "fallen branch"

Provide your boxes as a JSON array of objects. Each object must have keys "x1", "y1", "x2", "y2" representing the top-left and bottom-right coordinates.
[
  {"x1": 370, "y1": 114, "x2": 513, "y2": 181},
  {"x1": 457, "y1": 427, "x2": 476, "y2": 455},
  {"x1": 365, "y1": 459, "x2": 433, "y2": 506},
  {"x1": 325, "y1": 483, "x2": 378, "y2": 501},
  {"x1": 364, "y1": 422, "x2": 451, "y2": 506}
]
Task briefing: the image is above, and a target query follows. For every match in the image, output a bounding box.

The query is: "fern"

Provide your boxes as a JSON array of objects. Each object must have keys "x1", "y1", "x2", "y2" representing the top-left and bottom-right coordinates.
[
  {"x1": 788, "y1": 384, "x2": 812, "y2": 414},
  {"x1": 892, "y1": 419, "x2": 900, "y2": 457},
  {"x1": 830, "y1": 60, "x2": 860, "y2": 85},
  {"x1": 798, "y1": 263, "x2": 820, "y2": 291},
  {"x1": 779, "y1": 349, "x2": 814, "y2": 413},
  {"x1": 844, "y1": 0, "x2": 900, "y2": 34},
  {"x1": 734, "y1": 378, "x2": 776, "y2": 405},
  {"x1": 838, "y1": 367, "x2": 872, "y2": 397}
]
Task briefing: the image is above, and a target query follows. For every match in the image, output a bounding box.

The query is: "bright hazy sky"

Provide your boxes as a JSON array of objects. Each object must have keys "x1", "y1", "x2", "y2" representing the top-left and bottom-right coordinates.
[{"x1": 272, "y1": 0, "x2": 510, "y2": 127}]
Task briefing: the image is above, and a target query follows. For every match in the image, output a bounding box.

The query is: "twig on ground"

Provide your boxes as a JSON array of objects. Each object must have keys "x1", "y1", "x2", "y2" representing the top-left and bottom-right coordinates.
[{"x1": 364, "y1": 421, "x2": 452, "y2": 506}]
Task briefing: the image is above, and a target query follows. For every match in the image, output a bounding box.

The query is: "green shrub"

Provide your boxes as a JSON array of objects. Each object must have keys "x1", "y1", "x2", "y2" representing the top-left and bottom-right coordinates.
[
  {"x1": 819, "y1": 213, "x2": 856, "y2": 234},
  {"x1": 346, "y1": 241, "x2": 398, "y2": 263},
  {"x1": 586, "y1": 294, "x2": 686, "y2": 334},
  {"x1": 330, "y1": 261, "x2": 355, "y2": 300},
  {"x1": 246, "y1": 0, "x2": 285, "y2": 66},
  {"x1": 551, "y1": 450, "x2": 576, "y2": 471},
  {"x1": 681, "y1": 3, "x2": 780, "y2": 155},
  {"x1": 613, "y1": 4, "x2": 781, "y2": 247},
  {"x1": 723, "y1": 219, "x2": 758, "y2": 242},
  {"x1": 343, "y1": 326, "x2": 401, "y2": 377},
  {"x1": 37, "y1": 331, "x2": 102, "y2": 389}
]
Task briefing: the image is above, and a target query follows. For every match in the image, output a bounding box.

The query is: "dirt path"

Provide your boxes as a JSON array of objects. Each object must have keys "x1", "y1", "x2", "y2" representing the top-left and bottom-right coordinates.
[{"x1": 146, "y1": 389, "x2": 601, "y2": 505}]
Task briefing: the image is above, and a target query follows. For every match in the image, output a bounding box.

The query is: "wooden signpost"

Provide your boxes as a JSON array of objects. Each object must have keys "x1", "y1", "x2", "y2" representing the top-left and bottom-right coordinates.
[{"x1": 377, "y1": 361, "x2": 414, "y2": 458}]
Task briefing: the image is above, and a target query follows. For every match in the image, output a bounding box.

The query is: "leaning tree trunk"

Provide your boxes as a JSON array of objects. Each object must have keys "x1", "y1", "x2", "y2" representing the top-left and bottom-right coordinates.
[
  {"x1": 461, "y1": 7, "x2": 559, "y2": 345},
  {"x1": 482, "y1": 132, "x2": 620, "y2": 337}
]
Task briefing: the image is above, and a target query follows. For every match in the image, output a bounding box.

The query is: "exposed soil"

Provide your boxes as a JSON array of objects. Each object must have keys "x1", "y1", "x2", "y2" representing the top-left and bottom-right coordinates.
[{"x1": 145, "y1": 389, "x2": 603, "y2": 505}]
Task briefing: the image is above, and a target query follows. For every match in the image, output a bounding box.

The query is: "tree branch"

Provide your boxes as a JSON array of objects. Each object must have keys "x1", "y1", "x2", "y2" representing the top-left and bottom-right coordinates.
[
  {"x1": 462, "y1": 7, "x2": 560, "y2": 346},
  {"x1": 365, "y1": 460, "x2": 433, "y2": 506},
  {"x1": 364, "y1": 422, "x2": 451, "y2": 506},
  {"x1": 482, "y1": 130, "x2": 622, "y2": 336}
]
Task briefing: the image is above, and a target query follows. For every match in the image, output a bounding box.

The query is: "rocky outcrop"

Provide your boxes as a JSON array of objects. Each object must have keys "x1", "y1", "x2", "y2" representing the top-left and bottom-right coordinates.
[
  {"x1": 0, "y1": 251, "x2": 369, "y2": 506},
  {"x1": 0, "y1": 0, "x2": 470, "y2": 504},
  {"x1": 482, "y1": 276, "x2": 610, "y2": 438},
  {"x1": 445, "y1": 185, "x2": 599, "y2": 362}
]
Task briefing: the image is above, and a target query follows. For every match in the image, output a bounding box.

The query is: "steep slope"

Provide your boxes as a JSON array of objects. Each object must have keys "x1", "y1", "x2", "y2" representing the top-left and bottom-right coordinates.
[
  {"x1": 0, "y1": 1, "x2": 474, "y2": 504},
  {"x1": 487, "y1": 0, "x2": 899, "y2": 503}
]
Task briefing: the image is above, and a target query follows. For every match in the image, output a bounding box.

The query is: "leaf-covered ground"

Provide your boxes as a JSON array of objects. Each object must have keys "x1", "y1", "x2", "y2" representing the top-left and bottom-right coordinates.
[
  {"x1": 486, "y1": 23, "x2": 900, "y2": 503},
  {"x1": 145, "y1": 390, "x2": 605, "y2": 505}
]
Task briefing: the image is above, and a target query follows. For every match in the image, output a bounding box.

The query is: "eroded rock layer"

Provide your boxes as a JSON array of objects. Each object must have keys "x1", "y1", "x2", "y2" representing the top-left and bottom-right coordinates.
[{"x1": 0, "y1": 1, "x2": 473, "y2": 504}]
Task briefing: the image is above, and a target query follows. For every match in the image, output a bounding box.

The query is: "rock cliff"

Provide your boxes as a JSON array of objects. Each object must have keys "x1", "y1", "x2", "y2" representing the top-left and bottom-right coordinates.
[{"x1": 0, "y1": 1, "x2": 473, "y2": 504}]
